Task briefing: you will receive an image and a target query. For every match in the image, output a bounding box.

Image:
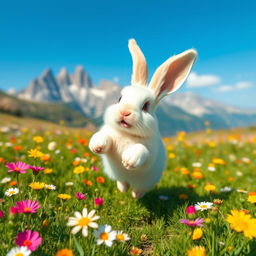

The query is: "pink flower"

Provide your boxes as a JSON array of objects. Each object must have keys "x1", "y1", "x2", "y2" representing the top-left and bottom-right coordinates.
[
  {"x1": 75, "y1": 192, "x2": 87, "y2": 200},
  {"x1": 13, "y1": 199, "x2": 40, "y2": 213},
  {"x1": 30, "y1": 166, "x2": 45, "y2": 173},
  {"x1": 10, "y1": 206, "x2": 18, "y2": 215},
  {"x1": 6, "y1": 161, "x2": 31, "y2": 174},
  {"x1": 179, "y1": 218, "x2": 204, "y2": 227},
  {"x1": 0, "y1": 210, "x2": 4, "y2": 218},
  {"x1": 186, "y1": 205, "x2": 196, "y2": 215},
  {"x1": 16, "y1": 230, "x2": 42, "y2": 251},
  {"x1": 94, "y1": 197, "x2": 104, "y2": 206},
  {"x1": 92, "y1": 166, "x2": 98, "y2": 171}
]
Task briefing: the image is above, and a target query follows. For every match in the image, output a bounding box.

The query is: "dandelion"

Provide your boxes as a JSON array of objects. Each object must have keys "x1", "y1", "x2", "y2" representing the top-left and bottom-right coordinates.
[
  {"x1": 6, "y1": 161, "x2": 31, "y2": 174},
  {"x1": 195, "y1": 202, "x2": 213, "y2": 211},
  {"x1": 45, "y1": 184, "x2": 56, "y2": 190},
  {"x1": 13, "y1": 199, "x2": 40, "y2": 213},
  {"x1": 192, "y1": 228, "x2": 203, "y2": 240},
  {"x1": 75, "y1": 192, "x2": 86, "y2": 200},
  {"x1": 16, "y1": 230, "x2": 42, "y2": 251},
  {"x1": 247, "y1": 192, "x2": 256, "y2": 203},
  {"x1": 67, "y1": 208, "x2": 100, "y2": 237},
  {"x1": 94, "y1": 197, "x2": 104, "y2": 206},
  {"x1": 5, "y1": 187, "x2": 19, "y2": 197},
  {"x1": 187, "y1": 246, "x2": 206, "y2": 256},
  {"x1": 29, "y1": 182, "x2": 45, "y2": 190},
  {"x1": 179, "y1": 218, "x2": 204, "y2": 227},
  {"x1": 94, "y1": 224, "x2": 117, "y2": 247},
  {"x1": 28, "y1": 148, "x2": 44, "y2": 158},
  {"x1": 226, "y1": 209, "x2": 256, "y2": 239},
  {"x1": 6, "y1": 246, "x2": 32, "y2": 256},
  {"x1": 58, "y1": 194, "x2": 71, "y2": 200},
  {"x1": 56, "y1": 248, "x2": 74, "y2": 256},
  {"x1": 116, "y1": 231, "x2": 130, "y2": 242}
]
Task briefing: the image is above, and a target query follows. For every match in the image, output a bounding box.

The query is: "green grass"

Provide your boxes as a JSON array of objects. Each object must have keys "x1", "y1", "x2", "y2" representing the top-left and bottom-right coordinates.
[{"x1": 0, "y1": 117, "x2": 256, "y2": 255}]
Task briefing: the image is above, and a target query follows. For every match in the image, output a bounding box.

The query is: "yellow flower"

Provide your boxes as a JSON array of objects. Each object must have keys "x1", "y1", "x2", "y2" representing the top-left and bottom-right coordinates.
[
  {"x1": 247, "y1": 192, "x2": 256, "y2": 203},
  {"x1": 28, "y1": 148, "x2": 44, "y2": 158},
  {"x1": 204, "y1": 184, "x2": 216, "y2": 192},
  {"x1": 205, "y1": 218, "x2": 211, "y2": 223},
  {"x1": 187, "y1": 246, "x2": 206, "y2": 256},
  {"x1": 207, "y1": 141, "x2": 216, "y2": 147},
  {"x1": 58, "y1": 194, "x2": 71, "y2": 200},
  {"x1": 226, "y1": 209, "x2": 256, "y2": 239},
  {"x1": 192, "y1": 228, "x2": 203, "y2": 240},
  {"x1": 191, "y1": 171, "x2": 203, "y2": 179},
  {"x1": 168, "y1": 153, "x2": 176, "y2": 159},
  {"x1": 44, "y1": 168, "x2": 53, "y2": 174},
  {"x1": 181, "y1": 168, "x2": 190, "y2": 175},
  {"x1": 29, "y1": 182, "x2": 45, "y2": 190},
  {"x1": 33, "y1": 136, "x2": 44, "y2": 143},
  {"x1": 212, "y1": 158, "x2": 225, "y2": 165},
  {"x1": 41, "y1": 154, "x2": 51, "y2": 161},
  {"x1": 73, "y1": 166, "x2": 85, "y2": 174}
]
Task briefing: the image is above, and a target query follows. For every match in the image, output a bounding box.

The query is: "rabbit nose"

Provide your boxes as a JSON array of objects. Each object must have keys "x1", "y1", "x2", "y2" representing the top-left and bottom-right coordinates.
[{"x1": 120, "y1": 110, "x2": 131, "y2": 117}]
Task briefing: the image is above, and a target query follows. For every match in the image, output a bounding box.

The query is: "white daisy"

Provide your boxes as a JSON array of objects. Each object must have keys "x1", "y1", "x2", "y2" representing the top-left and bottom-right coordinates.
[
  {"x1": 192, "y1": 162, "x2": 202, "y2": 168},
  {"x1": 208, "y1": 166, "x2": 216, "y2": 172},
  {"x1": 6, "y1": 246, "x2": 31, "y2": 256},
  {"x1": 48, "y1": 141, "x2": 57, "y2": 151},
  {"x1": 1, "y1": 177, "x2": 11, "y2": 184},
  {"x1": 220, "y1": 186, "x2": 232, "y2": 192},
  {"x1": 116, "y1": 231, "x2": 130, "y2": 242},
  {"x1": 94, "y1": 224, "x2": 117, "y2": 247},
  {"x1": 195, "y1": 202, "x2": 213, "y2": 211},
  {"x1": 5, "y1": 187, "x2": 19, "y2": 197},
  {"x1": 45, "y1": 184, "x2": 56, "y2": 190},
  {"x1": 67, "y1": 208, "x2": 100, "y2": 237}
]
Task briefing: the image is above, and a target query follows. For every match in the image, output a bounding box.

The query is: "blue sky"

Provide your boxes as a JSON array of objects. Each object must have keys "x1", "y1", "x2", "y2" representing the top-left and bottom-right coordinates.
[{"x1": 0, "y1": 0, "x2": 255, "y2": 108}]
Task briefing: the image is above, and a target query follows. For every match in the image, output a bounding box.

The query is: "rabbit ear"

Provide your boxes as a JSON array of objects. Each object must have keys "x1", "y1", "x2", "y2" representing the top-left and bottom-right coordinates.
[
  {"x1": 149, "y1": 49, "x2": 197, "y2": 103},
  {"x1": 128, "y1": 39, "x2": 148, "y2": 86}
]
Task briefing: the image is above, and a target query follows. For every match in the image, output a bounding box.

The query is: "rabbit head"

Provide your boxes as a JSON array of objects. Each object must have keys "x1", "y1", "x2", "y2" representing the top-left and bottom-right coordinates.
[{"x1": 104, "y1": 39, "x2": 197, "y2": 138}]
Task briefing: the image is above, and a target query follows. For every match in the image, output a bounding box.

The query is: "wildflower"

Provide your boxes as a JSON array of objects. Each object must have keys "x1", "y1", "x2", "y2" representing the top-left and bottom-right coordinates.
[
  {"x1": 83, "y1": 179, "x2": 93, "y2": 186},
  {"x1": 73, "y1": 166, "x2": 85, "y2": 174},
  {"x1": 195, "y1": 202, "x2": 213, "y2": 211},
  {"x1": 9, "y1": 180, "x2": 17, "y2": 186},
  {"x1": 1, "y1": 177, "x2": 11, "y2": 183},
  {"x1": 181, "y1": 168, "x2": 190, "y2": 175},
  {"x1": 48, "y1": 141, "x2": 57, "y2": 151},
  {"x1": 94, "y1": 224, "x2": 117, "y2": 247},
  {"x1": 226, "y1": 209, "x2": 256, "y2": 239},
  {"x1": 45, "y1": 184, "x2": 56, "y2": 190},
  {"x1": 187, "y1": 246, "x2": 206, "y2": 256},
  {"x1": 67, "y1": 208, "x2": 100, "y2": 237},
  {"x1": 205, "y1": 218, "x2": 211, "y2": 223},
  {"x1": 192, "y1": 162, "x2": 202, "y2": 168},
  {"x1": 13, "y1": 199, "x2": 40, "y2": 213},
  {"x1": 16, "y1": 230, "x2": 42, "y2": 251},
  {"x1": 168, "y1": 153, "x2": 176, "y2": 159},
  {"x1": 92, "y1": 166, "x2": 98, "y2": 171},
  {"x1": 30, "y1": 166, "x2": 45, "y2": 174},
  {"x1": 247, "y1": 192, "x2": 256, "y2": 203},
  {"x1": 191, "y1": 171, "x2": 203, "y2": 179},
  {"x1": 116, "y1": 231, "x2": 130, "y2": 242},
  {"x1": 28, "y1": 148, "x2": 43, "y2": 158},
  {"x1": 40, "y1": 154, "x2": 51, "y2": 161},
  {"x1": 212, "y1": 158, "x2": 225, "y2": 165},
  {"x1": 204, "y1": 184, "x2": 216, "y2": 192},
  {"x1": 130, "y1": 247, "x2": 143, "y2": 255},
  {"x1": 10, "y1": 207, "x2": 18, "y2": 215},
  {"x1": 33, "y1": 136, "x2": 44, "y2": 143},
  {"x1": 186, "y1": 205, "x2": 196, "y2": 215},
  {"x1": 96, "y1": 176, "x2": 105, "y2": 183},
  {"x1": 0, "y1": 210, "x2": 4, "y2": 218},
  {"x1": 44, "y1": 168, "x2": 53, "y2": 174},
  {"x1": 58, "y1": 194, "x2": 71, "y2": 200},
  {"x1": 208, "y1": 164, "x2": 216, "y2": 172},
  {"x1": 29, "y1": 182, "x2": 45, "y2": 190},
  {"x1": 6, "y1": 161, "x2": 30, "y2": 174},
  {"x1": 213, "y1": 199, "x2": 223, "y2": 205},
  {"x1": 179, "y1": 218, "x2": 204, "y2": 227},
  {"x1": 6, "y1": 246, "x2": 32, "y2": 256},
  {"x1": 75, "y1": 192, "x2": 86, "y2": 200},
  {"x1": 56, "y1": 248, "x2": 74, "y2": 256},
  {"x1": 5, "y1": 187, "x2": 19, "y2": 197},
  {"x1": 94, "y1": 197, "x2": 104, "y2": 206},
  {"x1": 192, "y1": 228, "x2": 203, "y2": 240},
  {"x1": 65, "y1": 182, "x2": 74, "y2": 187},
  {"x1": 220, "y1": 186, "x2": 232, "y2": 192}
]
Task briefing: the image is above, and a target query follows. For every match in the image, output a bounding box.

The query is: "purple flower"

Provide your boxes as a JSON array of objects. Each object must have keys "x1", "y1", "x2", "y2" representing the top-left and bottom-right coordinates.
[
  {"x1": 179, "y1": 218, "x2": 204, "y2": 227},
  {"x1": 75, "y1": 192, "x2": 87, "y2": 200},
  {"x1": 94, "y1": 197, "x2": 104, "y2": 206},
  {"x1": 30, "y1": 166, "x2": 45, "y2": 174},
  {"x1": 6, "y1": 161, "x2": 31, "y2": 174}
]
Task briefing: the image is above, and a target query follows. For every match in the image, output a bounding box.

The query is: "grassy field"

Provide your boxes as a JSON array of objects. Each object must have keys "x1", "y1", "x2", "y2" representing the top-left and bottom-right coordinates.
[{"x1": 1, "y1": 114, "x2": 256, "y2": 255}]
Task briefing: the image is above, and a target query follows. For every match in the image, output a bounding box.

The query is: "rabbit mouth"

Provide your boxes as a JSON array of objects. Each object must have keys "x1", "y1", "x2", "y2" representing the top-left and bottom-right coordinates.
[{"x1": 120, "y1": 120, "x2": 132, "y2": 128}]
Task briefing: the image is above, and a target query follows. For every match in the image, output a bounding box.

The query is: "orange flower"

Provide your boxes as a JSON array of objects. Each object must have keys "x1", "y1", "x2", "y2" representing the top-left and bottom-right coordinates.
[
  {"x1": 13, "y1": 145, "x2": 23, "y2": 151},
  {"x1": 181, "y1": 168, "x2": 190, "y2": 175},
  {"x1": 9, "y1": 181, "x2": 17, "y2": 186},
  {"x1": 72, "y1": 160, "x2": 80, "y2": 166},
  {"x1": 78, "y1": 138, "x2": 88, "y2": 146},
  {"x1": 83, "y1": 179, "x2": 93, "y2": 186},
  {"x1": 41, "y1": 154, "x2": 51, "y2": 161},
  {"x1": 96, "y1": 176, "x2": 105, "y2": 183},
  {"x1": 191, "y1": 171, "x2": 203, "y2": 179},
  {"x1": 83, "y1": 152, "x2": 90, "y2": 157},
  {"x1": 130, "y1": 247, "x2": 143, "y2": 255},
  {"x1": 56, "y1": 249, "x2": 74, "y2": 256}
]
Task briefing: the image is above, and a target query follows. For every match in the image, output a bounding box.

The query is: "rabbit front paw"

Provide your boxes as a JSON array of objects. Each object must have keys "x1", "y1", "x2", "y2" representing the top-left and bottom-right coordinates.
[
  {"x1": 122, "y1": 144, "x2": 149, "y2": 170},
  {"x1": 89, "y1": 132, "x2": 111, "y2": 154}
]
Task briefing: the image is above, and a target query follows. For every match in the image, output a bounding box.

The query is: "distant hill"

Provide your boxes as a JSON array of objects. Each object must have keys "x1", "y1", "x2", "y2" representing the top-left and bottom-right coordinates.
[{"x1": 5, "y1": 66, "x2": 256, "y2": 136}]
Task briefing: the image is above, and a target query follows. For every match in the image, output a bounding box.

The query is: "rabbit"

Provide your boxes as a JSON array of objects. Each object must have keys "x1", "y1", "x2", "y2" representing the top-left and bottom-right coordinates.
[{"x1": 89, "y1": 39, "x2": 197, "y2": 198}]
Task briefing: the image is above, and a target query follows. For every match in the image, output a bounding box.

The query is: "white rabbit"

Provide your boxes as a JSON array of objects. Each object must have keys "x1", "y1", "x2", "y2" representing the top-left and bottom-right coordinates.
[{"x1": 89, "y1": 39, "x2": 197, "y2": 198}]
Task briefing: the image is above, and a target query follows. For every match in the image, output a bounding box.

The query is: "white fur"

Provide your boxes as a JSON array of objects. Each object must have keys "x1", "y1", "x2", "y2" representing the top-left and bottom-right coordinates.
[{"x1": 89, "y1": 39, "x2": 197, "y2": 198}]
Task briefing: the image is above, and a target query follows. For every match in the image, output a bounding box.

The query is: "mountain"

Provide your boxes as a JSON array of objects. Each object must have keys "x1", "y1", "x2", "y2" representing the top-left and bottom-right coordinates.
[{"x1": 11, "y1": 66, "x2": 256, "y2": 136}]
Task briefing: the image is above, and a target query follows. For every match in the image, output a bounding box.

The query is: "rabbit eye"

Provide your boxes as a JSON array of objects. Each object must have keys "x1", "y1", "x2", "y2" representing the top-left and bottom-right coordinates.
[
  {"x1": 142, "y1": 101, "x2": 150, "y2": 112},
  {"x1": 118, "y1": 96, "x2": 122, "y2": 102}
]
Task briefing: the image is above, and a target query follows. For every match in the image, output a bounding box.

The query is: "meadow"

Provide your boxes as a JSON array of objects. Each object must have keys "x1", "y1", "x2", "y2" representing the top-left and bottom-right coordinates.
[{"x1": 1, "y1": 113, "x2": 256, "y2": 256}]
